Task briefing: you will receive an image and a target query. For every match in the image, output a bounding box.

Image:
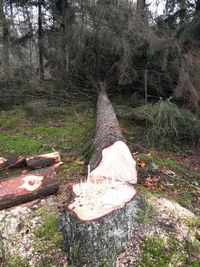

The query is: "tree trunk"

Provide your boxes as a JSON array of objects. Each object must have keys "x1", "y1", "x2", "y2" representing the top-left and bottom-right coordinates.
[
  {"x1": 136, "y1": 0, "x2": 146, "y2": 18},
  {"x1": 60, "y1": 83, "x2": 145, "y2": 265},
  {"x1": 0, "y1": 152, "x2": 61, "y2": 170},
  {"x1": 0, "y1": 156, "x2": 26, "y2": 170},
  {"x1": 196, "y1": 0, "x2": 200, "y2": 12},
  {"x1": 0, "y1": 167, "x2": 58, "y2": 210},
  {"x1": 26, "y1": 152, "x2": 61, "y2": 169},
  {"x1": 0, "y1": 0, "x2": 10, "y2": 80},
  {"x1": 38, "y1": 0, "x2": 44, "y2": 80},
  {"x1": 60, "y1": 194, "x2": 146, "y2": 266}
]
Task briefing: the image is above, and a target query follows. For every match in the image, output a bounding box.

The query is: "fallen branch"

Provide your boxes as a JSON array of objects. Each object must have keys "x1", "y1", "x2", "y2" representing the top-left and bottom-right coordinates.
[
  {"x1": 26, "y1": 152, "x2": 61, "y2": 169},
  {"x1": 0, "y1": 156, "x2": 26, "y2": 170}
]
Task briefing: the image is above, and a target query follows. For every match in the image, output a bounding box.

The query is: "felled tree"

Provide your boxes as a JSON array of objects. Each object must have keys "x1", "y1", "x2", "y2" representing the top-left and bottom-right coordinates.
[{"x1": 60, "y1": 83, "x2": 146, "y2": 266}]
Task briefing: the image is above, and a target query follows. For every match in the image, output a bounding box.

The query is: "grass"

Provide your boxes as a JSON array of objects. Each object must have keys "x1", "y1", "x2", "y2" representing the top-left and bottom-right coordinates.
[{"x1": 0, "y1": 107, "x2": 95, "y2": 155}]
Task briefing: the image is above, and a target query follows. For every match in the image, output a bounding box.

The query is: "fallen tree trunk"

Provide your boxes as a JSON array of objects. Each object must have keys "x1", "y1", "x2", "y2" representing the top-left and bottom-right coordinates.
[
  {"x1": 26, "y1": 152, "x2": 61, "y2": 169},
  {"x1": 0, "y1": 167, "x2": 58, "y2": 210},
  {"x1": 0, "y1": 155, "x2": 26, "y2": 170},
  {"x1": 60, "y1": 83, "x2": 145, "y2": 265},
  {"x1": 0, "y1": 152, "x2": 61, "y2": 170}
]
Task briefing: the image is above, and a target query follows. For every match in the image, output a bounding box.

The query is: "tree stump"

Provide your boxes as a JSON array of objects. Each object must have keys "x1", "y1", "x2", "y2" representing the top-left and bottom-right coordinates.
[
  {"x1": 60, "y1": 83, "x2": 146, "y2": 265},
  {"x1": 60, "y1": 193, "x2": 146, "y2": 266}
]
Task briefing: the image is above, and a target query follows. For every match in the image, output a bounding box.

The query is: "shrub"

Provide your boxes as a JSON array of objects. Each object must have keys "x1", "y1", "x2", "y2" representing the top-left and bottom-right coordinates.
[
  {"x1": 117, "y1": 99, "x2": 200, "y2": 146},
  {"x1": 24, "y1": 100, "x2": 48, "y2": 118}
]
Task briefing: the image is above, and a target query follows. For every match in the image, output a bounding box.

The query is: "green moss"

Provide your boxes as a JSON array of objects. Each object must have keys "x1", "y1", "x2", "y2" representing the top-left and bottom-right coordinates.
[
  {"x1": 31, "y1": 206, "x2": 63, "y2": 255},
  {"x1": 64, "y1": 161, "x2": 85, "y2": 175},
  {"x1": 33, "y1": 208, "x2": 61, "y2": 241},
  {"x1": 70, "y1": 245, "x2": 88, "y2": 266},
  {"x1": 99, "y1": 257, "x2": 114, "y2": 267},
  {"x1": 5, "y1": 252, "x2": 30, "y2": 267},
  {"x1": 34, "y1": 214, "x2": 60, "y2": 239},
  {"x1": 138, "y1": 154, "x2": 187, "y2": 173},
  {"x1": 29, "y1": 205, "x2": 53, "y2": 218},
  {"x1": 0, "y1": 133, "x2": 44, "y2": 155},
  {"x1": 182, "y1": 217, "x2": 200, "y2": 228},
  {"x1": 0, "y1": 108, "x2": 95, "y2": 159},
  {"x1": 137, "y1": 185, "x2": 154, "y2": 198},
  {"x1": 137, "y1": 232, "x2": 200, "y2": 267}
]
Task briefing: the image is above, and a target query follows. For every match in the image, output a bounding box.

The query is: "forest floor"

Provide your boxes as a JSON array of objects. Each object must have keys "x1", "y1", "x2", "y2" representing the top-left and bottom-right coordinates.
[{"x1": 0, "y1": 103, "x2": 199, "y2": 267}]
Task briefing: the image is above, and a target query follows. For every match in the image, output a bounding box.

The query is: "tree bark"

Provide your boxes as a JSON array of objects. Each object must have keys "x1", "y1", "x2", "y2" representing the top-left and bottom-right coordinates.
[
  {"x1": 0, "y1": 167, "x2": 58, "y2": 210},
  {"x1": 0, "y1": 0, "x2": 10, "y2": 80},
  {"x1": 26, "y1": 152, "x2": 61, "y2": 169},
  {"x1": 89, "y1": 82, "x2": 124, "y2": 170},
  {"x1": 136, "y1": 0, "x2": 146, "y2": 18},
  {"x1": 38, "y1": 0, "x2": 44, "y2": 80},
  {"x1": 60, "y1": 194, "x2": 146, "y2": 266},
  {"x1": 60, "y1": 84, "x2": 144, "y2": 265},
  {"x1": 0, "y1": 156, "x2": 26, "y2": 170},
  {"x1": 196, "y1": 0, "x2": 200, "y2": 12},
  {"x1": 0, "y1": 152, "x2": 61, "y2": 170}
]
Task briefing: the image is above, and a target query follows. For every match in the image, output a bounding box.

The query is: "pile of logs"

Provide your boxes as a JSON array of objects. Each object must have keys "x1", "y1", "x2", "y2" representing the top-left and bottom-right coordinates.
[{"x1": 0, "y1": 152, "x2": 61, "y2": 210}]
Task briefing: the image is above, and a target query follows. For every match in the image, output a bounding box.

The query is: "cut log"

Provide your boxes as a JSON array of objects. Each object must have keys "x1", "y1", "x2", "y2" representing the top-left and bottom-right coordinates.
[
  {"x1": 60, "y1": 83, "x2": 145, "y2": 265},
  {"x1": 0, "y1": 155, "x2": 26, "y2": 170},
  {"x1": 0, "y1": 167, "x2": 58, "y2": 210},
  {"x1": 26, "y1": 152, "x2": 61, "y2": 169},
  {"x1": 89, "y1": 84, "x2": 137, "y2": 183}
]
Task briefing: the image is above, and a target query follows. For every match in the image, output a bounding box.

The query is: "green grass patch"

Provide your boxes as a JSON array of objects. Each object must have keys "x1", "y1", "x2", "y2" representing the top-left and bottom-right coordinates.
[
  {"x1": 0, "y1": 108, "x2": 95, "y2": 157},
  {"x1": 0, "y1": 109, "x2": 27, "y2": 129}
]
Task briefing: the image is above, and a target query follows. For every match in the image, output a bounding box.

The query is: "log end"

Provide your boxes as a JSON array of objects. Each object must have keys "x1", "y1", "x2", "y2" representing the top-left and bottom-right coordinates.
[{"x1": 0, "y1": 167, "x2": 59, "y2": 210}]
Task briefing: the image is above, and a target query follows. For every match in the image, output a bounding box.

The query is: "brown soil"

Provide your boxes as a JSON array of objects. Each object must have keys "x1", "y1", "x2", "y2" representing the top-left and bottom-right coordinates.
[{"x1": 177, "y1": 151, "x2": 200, "y2": 173}]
